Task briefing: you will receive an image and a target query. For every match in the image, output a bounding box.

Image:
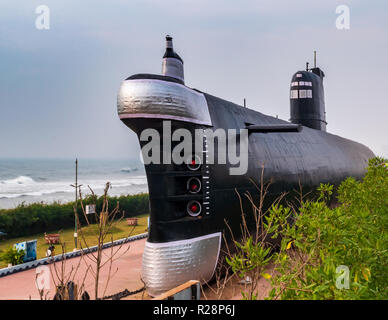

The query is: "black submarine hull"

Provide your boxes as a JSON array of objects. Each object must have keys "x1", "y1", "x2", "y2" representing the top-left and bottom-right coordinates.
[{"x1": 118, "y1": 74, "x2": 374, "y2": 296}]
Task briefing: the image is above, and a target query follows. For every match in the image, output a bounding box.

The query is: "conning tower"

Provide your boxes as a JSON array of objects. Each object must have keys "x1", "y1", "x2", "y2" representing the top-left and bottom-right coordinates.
[{"x1": 290, "y1": 52, "x2": 327, "y2": 131}]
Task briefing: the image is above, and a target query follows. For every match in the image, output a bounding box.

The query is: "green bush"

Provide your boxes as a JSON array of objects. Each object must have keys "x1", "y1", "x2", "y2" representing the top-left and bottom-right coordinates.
[
  {"x1": 226, "y1": 157, "x2": 388, "y2": 300},
  {"x1": 0, "y1": 193, "x2": 149, "y2": 238},
  {"x1": 267, "y1": 157, "x2": 388, "y2": 299},
  {"x1": 0, "y1": 247, "x2": 25, "y2": 266}
]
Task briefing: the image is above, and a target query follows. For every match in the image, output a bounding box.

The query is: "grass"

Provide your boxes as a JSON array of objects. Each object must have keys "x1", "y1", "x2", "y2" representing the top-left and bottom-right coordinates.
[{"x1": 0, "y1": 213, "x2": 149, "y2": 268}]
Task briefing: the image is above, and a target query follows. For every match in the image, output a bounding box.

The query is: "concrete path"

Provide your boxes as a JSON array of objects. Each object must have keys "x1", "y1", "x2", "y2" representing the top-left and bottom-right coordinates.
[{"x1": 0, "y1": 238, "x2": 147, "y2": 300}]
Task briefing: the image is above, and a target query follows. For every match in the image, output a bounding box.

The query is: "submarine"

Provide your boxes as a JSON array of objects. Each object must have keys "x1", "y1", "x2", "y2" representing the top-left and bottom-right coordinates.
[{"x1": 117, "y1": 36, "x2": 374, "y2": 296}]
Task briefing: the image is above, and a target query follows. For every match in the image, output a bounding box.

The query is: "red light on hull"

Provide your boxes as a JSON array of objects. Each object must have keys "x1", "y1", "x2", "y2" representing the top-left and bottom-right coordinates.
[
  {"x1": 187, "y1": 177, "x2": 202, "y2": 194},
  {"x1": 187, "y1": 155, "x2": 201, "y2": 171},
  {"x1": 187, "y1": 200, "x2": 202, "y2": 217}
]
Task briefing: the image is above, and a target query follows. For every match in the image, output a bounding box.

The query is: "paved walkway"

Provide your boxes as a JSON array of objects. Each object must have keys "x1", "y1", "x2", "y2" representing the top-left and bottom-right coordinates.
[{"x1": 0, "y1": 238, "x2": 146, "y2": 300}]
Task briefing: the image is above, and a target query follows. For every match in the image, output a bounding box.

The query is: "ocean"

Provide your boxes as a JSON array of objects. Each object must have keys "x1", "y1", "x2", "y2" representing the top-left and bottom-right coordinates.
[{"x1": 0, "y1": 158, "x2": 148, "y2": 209}]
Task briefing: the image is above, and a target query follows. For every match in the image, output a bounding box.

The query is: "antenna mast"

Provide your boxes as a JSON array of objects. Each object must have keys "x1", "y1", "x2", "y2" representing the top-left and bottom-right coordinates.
[{"x1": 74, "y1": 158, "x2": 78, "y2": 249}]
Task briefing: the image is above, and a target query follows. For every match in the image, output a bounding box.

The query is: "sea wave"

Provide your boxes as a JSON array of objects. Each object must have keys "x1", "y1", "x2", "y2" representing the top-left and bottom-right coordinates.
[
  {"x1": 0, "y1": 175, "x2": 148, "y2": 199},
  {"x1": 0, "y1": 190, "x2": 64, "y2": 199},
  {"x1": 0, "y1": 176, "x2": 36, "y2": 185}
]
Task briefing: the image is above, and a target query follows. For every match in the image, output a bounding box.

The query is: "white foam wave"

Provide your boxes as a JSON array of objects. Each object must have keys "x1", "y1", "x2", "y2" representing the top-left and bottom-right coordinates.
[
  {"x1": 0, "y1": 175, "x2": 148, "y2": 199},
  {"x1": 1, "y1": 176, "x2": 36, "y2": 185}
]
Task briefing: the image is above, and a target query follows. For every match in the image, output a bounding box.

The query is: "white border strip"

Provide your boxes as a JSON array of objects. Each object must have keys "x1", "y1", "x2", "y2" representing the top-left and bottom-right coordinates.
[
  {"x1": 145, "y1": 232, "x2": 222, "y2": 280},
  {"x1": 145, "y1": 232, "x2": 221, "y2": 248},
  {"x1": 119, "y1": 113, "x2": 211, "y2": 126},
  {"x1": 118, "y1": 78, "x2": 212, "y2": 126}
]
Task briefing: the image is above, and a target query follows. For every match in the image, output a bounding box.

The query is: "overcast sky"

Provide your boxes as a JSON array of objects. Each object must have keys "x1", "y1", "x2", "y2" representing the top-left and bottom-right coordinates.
[{"x1": 1, "y1": 0, "x2": 387, "y2": 160}]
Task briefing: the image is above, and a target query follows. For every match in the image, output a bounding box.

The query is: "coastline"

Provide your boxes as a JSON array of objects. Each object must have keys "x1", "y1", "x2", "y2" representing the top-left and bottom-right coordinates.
[{"x1": 0, "y1": 158, "x2": 148, "y2": 210}]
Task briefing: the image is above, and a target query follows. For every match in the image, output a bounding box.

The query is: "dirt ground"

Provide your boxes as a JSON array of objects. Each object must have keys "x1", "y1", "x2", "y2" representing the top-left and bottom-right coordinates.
[
  {"x1": 0, "y1": 238, "x2": 147, "y2": 300},
  {"x1": 0, "y1": 237, "x2": 273, "y2": 300},
  {"x1": 200, "y1": 264, "x2": 275, "y2": 300}
]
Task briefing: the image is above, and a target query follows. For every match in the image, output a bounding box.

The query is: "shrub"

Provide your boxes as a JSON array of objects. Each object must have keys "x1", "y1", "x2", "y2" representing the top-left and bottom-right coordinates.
[
  {"x1": 226, "y1": 157, "x2": 388, "y2": 300},
  {"x1": 0, "y1": 193, "x2": 149, "y2": 238},
  {"x1": 267, "y1": 157, "x2": 388, "y2": 299},
  {"x1": 0, "y1": 247, "x2": 25, "y2": 266}
]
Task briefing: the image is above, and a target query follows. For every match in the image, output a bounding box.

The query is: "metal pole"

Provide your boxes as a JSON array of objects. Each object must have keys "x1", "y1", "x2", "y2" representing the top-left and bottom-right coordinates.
[{"x1": 74, "y1": 158, "x2": 78, "y2": 249}]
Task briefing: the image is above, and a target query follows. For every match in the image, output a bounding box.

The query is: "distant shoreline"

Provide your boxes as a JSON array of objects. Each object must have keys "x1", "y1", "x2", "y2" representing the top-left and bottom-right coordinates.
[
  {"x1": 0, "y1": 187, "x2": 148, "y2": 210},
  {"x1": 0, "y1": 158, "x2": 148, "y2": 210}
]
